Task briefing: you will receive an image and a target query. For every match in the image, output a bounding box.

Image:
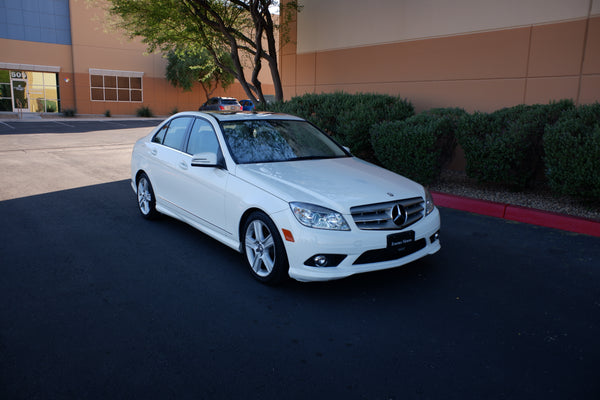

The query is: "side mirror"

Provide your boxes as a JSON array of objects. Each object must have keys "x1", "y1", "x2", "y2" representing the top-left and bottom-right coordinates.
[{"x1": 191, "y1": 152, "x2": 218, "y2": 167}]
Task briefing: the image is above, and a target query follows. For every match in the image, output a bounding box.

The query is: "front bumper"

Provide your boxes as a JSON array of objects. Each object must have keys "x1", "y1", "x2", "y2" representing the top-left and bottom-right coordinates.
[{"x1": 271, "y1": 207, "x2": 441, "y2": 282}]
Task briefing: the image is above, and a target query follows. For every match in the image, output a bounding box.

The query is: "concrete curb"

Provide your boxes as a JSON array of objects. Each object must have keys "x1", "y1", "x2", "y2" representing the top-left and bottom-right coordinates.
[{"x1": 432, "y1": 191, "x2": 600, "y2": 238}]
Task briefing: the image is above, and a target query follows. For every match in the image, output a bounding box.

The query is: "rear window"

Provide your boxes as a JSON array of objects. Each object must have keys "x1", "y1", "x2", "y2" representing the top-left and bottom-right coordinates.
[{"x1": 222, "y1": 99, "x2": 239, "y2": 105}]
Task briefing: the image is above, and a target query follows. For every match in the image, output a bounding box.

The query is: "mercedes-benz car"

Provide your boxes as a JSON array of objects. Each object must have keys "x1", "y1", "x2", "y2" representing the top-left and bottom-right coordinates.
[{"x1": 130, "y1": 111, "x2": 441, "y2": 284}]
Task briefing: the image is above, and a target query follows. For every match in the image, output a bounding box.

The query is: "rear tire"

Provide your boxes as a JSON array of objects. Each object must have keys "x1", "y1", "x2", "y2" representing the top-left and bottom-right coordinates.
[
  {"x1": 136, "y1": 173, "x2": 159, "y2": 220},
  {"x1": 242, "y1": 211, "x2": 289, "y2": 285}
]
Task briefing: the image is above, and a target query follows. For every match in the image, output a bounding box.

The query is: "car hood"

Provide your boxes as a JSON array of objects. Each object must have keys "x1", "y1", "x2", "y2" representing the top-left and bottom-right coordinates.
[{"x1": 235, "y1": 157, "x2": 425, "y2": 213}]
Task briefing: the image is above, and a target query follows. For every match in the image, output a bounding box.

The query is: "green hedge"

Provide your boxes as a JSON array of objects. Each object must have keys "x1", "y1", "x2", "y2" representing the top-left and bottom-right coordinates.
[
  {"x1": 456, "y1": 100, "x2": 574, "y2": 189},
  {"x1": 370, "y1": 108, "x2": 466, "y2": 184},
  {"x1": 267, "y1": 94, "x2": 598, "y2": 200},
  {"x1": 267, "y1": 92, "x2": 414, "y2": 160},
  {"x1": 543, "y1": 103, "x2": 600, "y2": 199}
]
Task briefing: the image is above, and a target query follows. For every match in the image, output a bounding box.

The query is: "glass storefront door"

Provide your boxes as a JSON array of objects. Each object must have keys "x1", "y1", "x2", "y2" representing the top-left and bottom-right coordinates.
[
  {"x1": 0, "y1": 70, "x2": 60, "y2": 113},
  {"x1": 11, "y1": 79, "x2": 29, "y2": 112}
]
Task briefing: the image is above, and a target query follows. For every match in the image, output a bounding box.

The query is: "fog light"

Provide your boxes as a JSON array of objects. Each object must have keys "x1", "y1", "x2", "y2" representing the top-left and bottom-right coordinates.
[
  {"x1": 303, "y1": 254, "x2": 347, "y2": 267},
  {"x1": 430, "y1": 230, "x2": 440, "y2": 243},
  {"x1": 314, "y1": 255, "x2": 328, "y2": 267}
]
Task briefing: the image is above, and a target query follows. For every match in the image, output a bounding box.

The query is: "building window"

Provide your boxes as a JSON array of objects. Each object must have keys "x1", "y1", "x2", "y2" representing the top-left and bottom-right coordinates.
[
  {"x1": 0, "y1": 70, "x2": 60, "y2": 113},
  {"x1": 0, "y1": 70, "x2": 11, "y2": 112},
  {"x1": 89, "y1": 69, "x2": 143, "y2": 102},
  {"x1": 29, "y1": 72, "x2": 60, "y2": 113}
]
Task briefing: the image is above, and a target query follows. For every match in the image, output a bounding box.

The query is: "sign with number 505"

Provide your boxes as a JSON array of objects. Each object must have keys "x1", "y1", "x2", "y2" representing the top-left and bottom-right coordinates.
[{"x1": 10, "y1": 71, "x2": 27, "y2": 79}]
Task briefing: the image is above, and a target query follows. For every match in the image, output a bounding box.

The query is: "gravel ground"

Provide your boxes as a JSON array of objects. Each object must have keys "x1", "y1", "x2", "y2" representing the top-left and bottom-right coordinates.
[{"x1": 428, "y1": 169, "x2": 600, "y2": 221}]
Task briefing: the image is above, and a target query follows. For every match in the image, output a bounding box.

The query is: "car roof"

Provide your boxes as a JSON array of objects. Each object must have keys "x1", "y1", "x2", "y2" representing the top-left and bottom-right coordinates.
[{"x1": 171, "y1": 111, "x2": 305, "y2": 122}]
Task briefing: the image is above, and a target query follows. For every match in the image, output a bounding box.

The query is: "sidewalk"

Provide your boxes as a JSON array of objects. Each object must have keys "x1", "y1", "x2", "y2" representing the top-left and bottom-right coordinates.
[{"x1": 432, "y1": 191, "x2": 600, "y2": 238}]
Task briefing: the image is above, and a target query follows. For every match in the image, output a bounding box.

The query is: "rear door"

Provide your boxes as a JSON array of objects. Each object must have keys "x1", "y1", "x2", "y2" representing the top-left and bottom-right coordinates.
[{"x1": 146, "y1": 116, "x2": 194, "y2": 208}]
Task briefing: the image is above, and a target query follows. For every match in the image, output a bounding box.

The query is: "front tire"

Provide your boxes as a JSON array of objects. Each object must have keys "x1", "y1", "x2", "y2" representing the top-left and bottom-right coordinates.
[
  {"x1": 242, "y1": 211, "x2": 289, "y2": 285},
  {"x1": 136, "y1": 172, "x2": 159, "y2": 220}
]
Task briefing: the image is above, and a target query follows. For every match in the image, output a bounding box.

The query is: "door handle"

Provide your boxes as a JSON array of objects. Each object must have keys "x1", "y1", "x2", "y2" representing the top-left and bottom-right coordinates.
[
  {"x1": 179, "y1": 161, "x2": 188, "y2": 170},
  {"x1": 150, "y1": 149, "x2": 157, "y2": 156}
]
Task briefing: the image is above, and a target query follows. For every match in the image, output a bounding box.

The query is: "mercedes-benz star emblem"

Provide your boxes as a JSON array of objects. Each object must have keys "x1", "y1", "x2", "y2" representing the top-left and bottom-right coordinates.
[{"x1": 391, "y1": 204, "x2": 407, "y2": 226}]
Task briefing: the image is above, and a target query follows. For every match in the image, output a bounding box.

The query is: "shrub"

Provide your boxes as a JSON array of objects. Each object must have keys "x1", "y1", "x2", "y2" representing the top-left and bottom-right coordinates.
[
  {"x1": 268, "y1": 92, "x2": 352, "y2": 134},
  {"x1": 104, "y1": 110, "x2": 111, "y2": 117},
  {"x1": 171, "y1": 107, "x2": 179, "y2": 115},
  {"x1": 136, "y1": 105, "x2": 154, "y2": 117},
  {"x1": 63, "y1": 109, "x2": 76, "y2": 117},
  {"x1": 268, "y1": 92, "x2": 414, "y2": 161},
  {"x1": 371, "y1": 108, "x2": 466, "y2": 184},
  {"x1": 420, "y1": 107, "x2": 467, "y2": 167},
  {"x1": 336, "y1": 93, "x2": 414, "y2": 160},
  {"x1": 457, "y1": 100, "x2": 573, "y2": 189},
  {"x1": 543, "y1": 103, "x2": 600, "y2": 200}
]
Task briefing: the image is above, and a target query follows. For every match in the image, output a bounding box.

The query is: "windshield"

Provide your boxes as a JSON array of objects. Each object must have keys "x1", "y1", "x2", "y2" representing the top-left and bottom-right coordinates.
[{"x1": 221, "y1": 120, "x2": 349, "y2": 164}]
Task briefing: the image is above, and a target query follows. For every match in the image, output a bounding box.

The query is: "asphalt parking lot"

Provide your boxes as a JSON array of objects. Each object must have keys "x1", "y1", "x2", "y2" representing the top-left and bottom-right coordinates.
[{"x1": 1, "y1": 120, "x2": 599, "y2": 399}]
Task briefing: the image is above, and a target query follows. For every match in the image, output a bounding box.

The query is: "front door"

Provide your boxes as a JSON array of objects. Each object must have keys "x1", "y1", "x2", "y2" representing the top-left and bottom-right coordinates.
[{"x1": 11, "y1": 80, "x2": 28, "y2": 112}]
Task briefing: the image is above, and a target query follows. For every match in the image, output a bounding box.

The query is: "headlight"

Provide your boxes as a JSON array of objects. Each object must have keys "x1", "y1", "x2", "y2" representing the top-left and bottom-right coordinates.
[
  {"x1": 290, "y1": 202, "x2": 350, "y2": 231},
  {"x1": 425, "y1": 189, "x2": 435, "y2": 215}
]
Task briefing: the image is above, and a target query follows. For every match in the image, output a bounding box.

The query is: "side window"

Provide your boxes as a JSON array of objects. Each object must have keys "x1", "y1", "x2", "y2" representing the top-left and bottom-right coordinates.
[
  {"x1": 152, "y1": 123, "x2": 168, "y2": 144},
  {"x1": 186, "y1": 118, "x2": 220, "y2": 155},
  {"x1": 162, "y1": 117, "x2": 193, "y2": 150}
]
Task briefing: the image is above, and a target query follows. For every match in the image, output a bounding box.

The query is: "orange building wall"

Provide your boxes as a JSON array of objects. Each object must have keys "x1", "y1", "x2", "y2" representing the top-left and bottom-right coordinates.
[
  {"x1": 281, "y1": 8, "x2": 600, "y2": 112},
  {"x1": 0, "y1": 38, "x2": 77, "y2": 110},
  {"x1": 66, "y1": 0, "x2": 273, "y2": 116}
]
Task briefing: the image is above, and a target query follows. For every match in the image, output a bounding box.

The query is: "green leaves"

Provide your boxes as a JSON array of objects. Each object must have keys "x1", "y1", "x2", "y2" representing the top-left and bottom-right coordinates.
[
  {"x1": 268, "y1": 94, "x2": 598, "y2": 202},
  {"x1": 165, "y1": 48, "x2": 234, "y2": 98},
  {"x1": 370, "y1": 108, "x2": 464, "y2": 184},
  {"x1": 456, "y1": 101, "x2": 574, "y2": 190},
  {"x1": 268, "y1": 92, "x2": 414, "y2": 161},
  {"x1": 106, "y1": 0, "x2": 296, "y2": 102},
  {"x1": 544, "y1": 104, "x2": 600, "y2": 200}
]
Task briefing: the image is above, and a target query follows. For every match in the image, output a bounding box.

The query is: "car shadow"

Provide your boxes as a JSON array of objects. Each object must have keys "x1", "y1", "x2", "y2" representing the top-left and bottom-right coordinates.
[{"x1": 1, "y1": 178, "x2": 442, "y2": 297}]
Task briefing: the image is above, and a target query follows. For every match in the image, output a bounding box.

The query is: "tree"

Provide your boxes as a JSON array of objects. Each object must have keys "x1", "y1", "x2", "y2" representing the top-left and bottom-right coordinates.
[
  {"x1": 106, "y1": 0, "x2": 300, "y2": 103},
  {"x1": 166, "y1": 48, "x2": 234, "y2": 100}
]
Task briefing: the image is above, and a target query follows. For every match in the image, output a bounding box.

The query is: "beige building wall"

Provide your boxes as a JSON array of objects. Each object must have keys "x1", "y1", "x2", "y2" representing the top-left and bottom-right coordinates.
[{"x1": 281, "y1": 0, "x2": 600, "y2": 111}]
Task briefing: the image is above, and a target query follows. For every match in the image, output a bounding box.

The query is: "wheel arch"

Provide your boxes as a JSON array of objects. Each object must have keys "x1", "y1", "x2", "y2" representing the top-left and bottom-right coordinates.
[
  {"x1": 134, "y1": 169, "x2": 148, "y2": 187},
  {"x1": 238, "y1": 206, "x2": 290, "y2": 284},
  {"x1": 238, "y1": 207, "x2": 267, "y2": 243}
]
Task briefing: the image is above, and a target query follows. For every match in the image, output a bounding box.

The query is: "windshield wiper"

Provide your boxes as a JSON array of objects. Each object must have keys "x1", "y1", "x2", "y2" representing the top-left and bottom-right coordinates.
[{"x1": 288, "y1": 155, "x2": 346, "y2": 161}]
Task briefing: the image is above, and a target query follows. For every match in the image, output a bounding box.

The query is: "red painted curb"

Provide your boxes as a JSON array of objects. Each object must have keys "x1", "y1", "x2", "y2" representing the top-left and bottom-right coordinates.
[
  {"x1": 431, "y1": 192, "x2": 506, "y2": 218},
  {"x1": 431, "y1": 191, "x2": 600, "y2": 238}
]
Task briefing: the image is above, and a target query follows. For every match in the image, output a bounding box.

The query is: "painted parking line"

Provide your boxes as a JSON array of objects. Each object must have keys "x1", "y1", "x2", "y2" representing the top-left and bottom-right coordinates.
[
  {"x1": 0, "y1": 121, "x2": 15, "y2": 129},
  {"x1": 52, "y1": 120, "x2": 76, "y2": 128},
  {"x1": 99, "y1": 120, "x2": 128, "y2": 126}
]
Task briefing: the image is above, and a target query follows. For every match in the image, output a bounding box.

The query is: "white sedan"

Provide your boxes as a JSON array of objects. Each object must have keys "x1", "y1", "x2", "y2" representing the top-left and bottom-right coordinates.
[{"x1": 131, "y1": 111, "x2": 441, "y2": 284}]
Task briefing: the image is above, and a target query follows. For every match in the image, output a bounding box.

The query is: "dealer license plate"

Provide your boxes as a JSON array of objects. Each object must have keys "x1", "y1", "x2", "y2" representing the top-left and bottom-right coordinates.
[{"x1": 387, "y1": 231, "x2": 415, "y2": 250}]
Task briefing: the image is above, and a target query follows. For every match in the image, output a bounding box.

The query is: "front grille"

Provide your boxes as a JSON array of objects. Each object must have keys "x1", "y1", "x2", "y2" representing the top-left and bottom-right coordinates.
[{"x1": 350, "y1": 197, "x2": 425, "y2": 230}]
